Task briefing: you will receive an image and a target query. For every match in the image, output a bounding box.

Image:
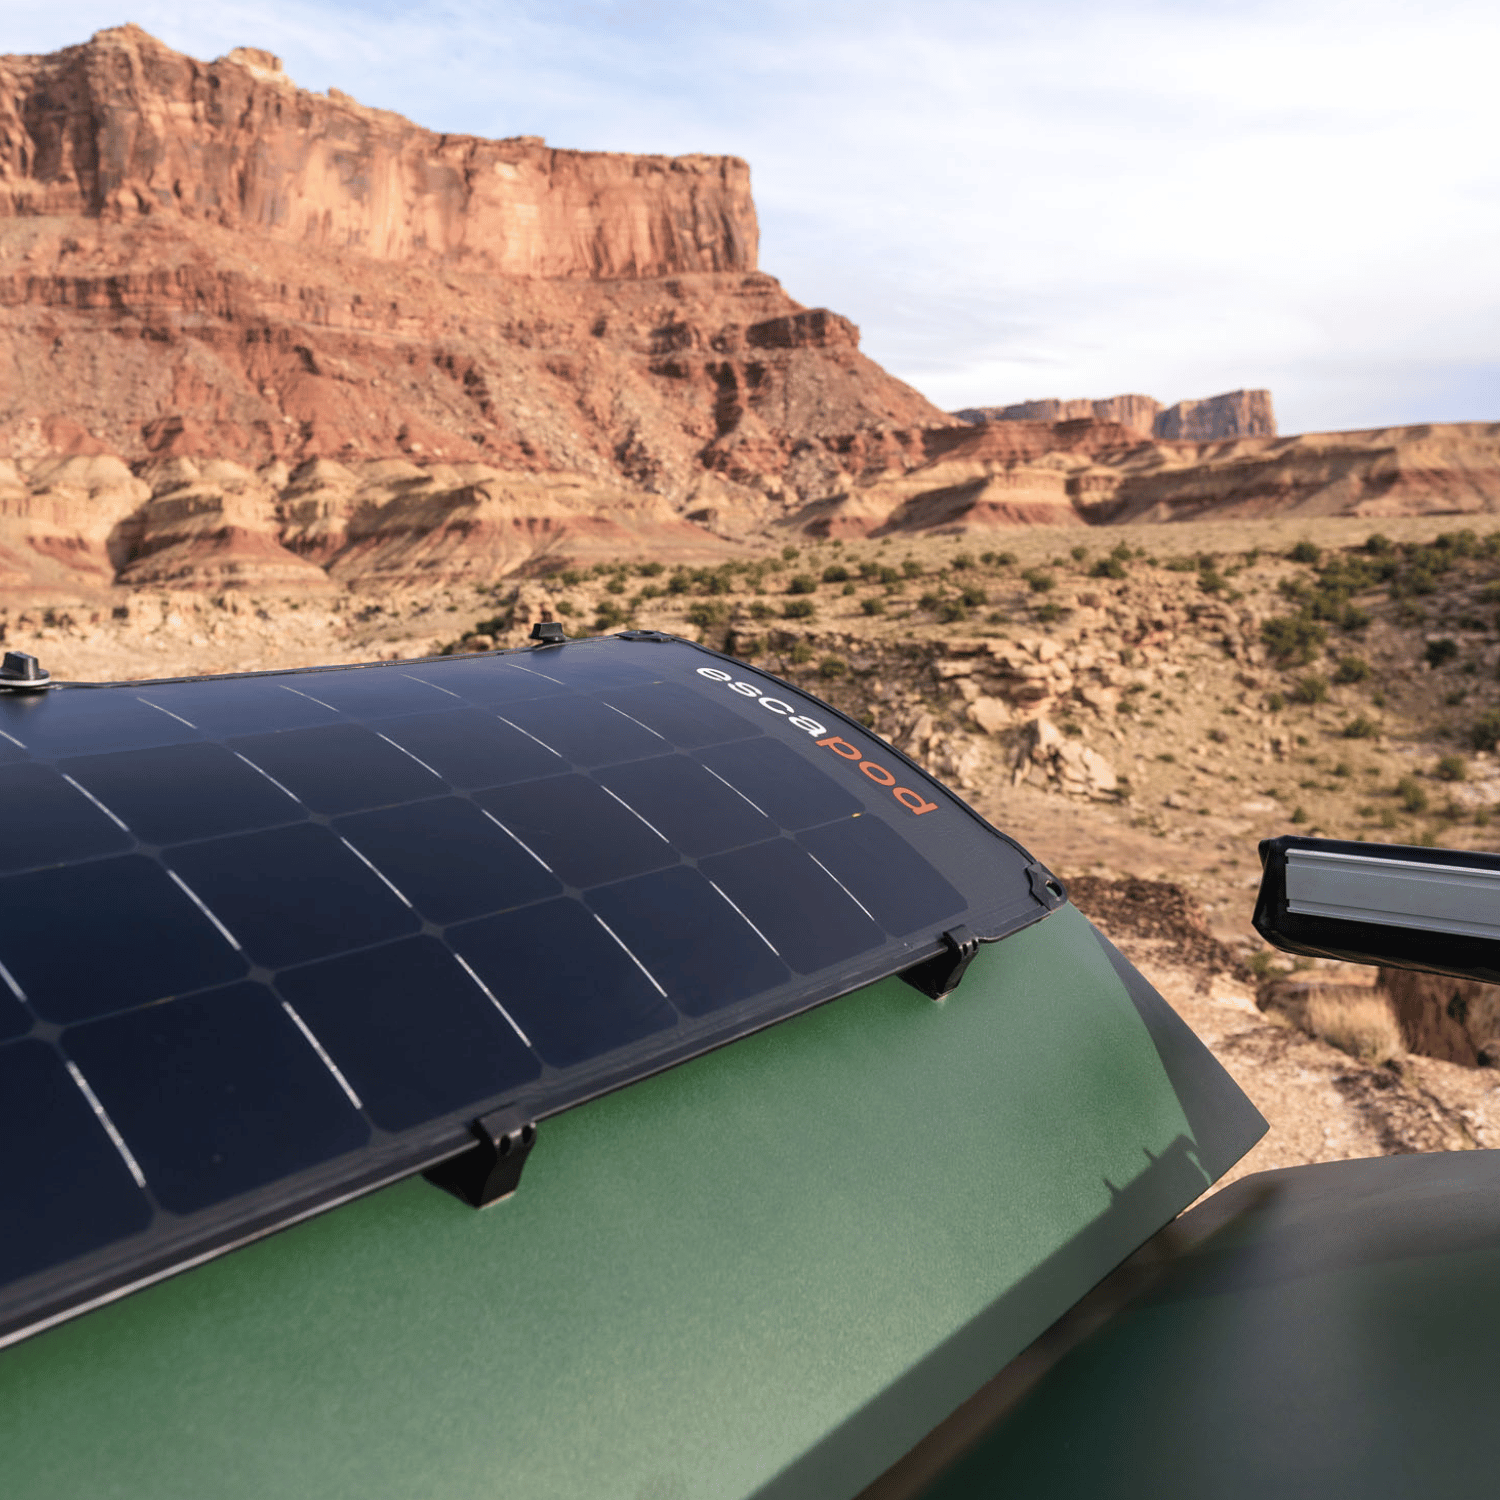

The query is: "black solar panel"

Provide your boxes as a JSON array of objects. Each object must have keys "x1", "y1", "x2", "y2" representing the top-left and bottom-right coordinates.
[{"x1": 0, "y1": 632, "x2": 1057, "y2": 1348}]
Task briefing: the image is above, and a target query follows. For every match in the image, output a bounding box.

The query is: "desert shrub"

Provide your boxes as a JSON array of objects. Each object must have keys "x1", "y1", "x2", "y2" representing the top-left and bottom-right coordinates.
[
  {"x1": 666, "y1": 570, "x2": 692, "y2": 595},
  {"x1": 781, "y1": 546, "x2": 800, "y2": 561},
  {"x1": 1090, "y1": 556, "x2": 1126, "y2": 580},
  {"x1": 1199, "y1": 569, "x2": 1225, "y2": 594},
  {"x1": 1290, "y1": 806, "x2": 1307, "y2": 824},
  {"x1": 1397, "y1": 775, "x2": 1429, "y2": 813},
  {"x1": 1022, "y1": 568, "x2": 1055, "y2": 593},
  {"x1": 1070, "y1": 544, "x2": 1088, "y2": 561},
  {"x1": 605, "y1": 577, "x2": 627, "y2": 595},
  {"x1": 918, "y1": 590, "x2": 942, "y2": 611},
  {"x1": 860, "y1": 596, "x2": 886, "y2": 616},
  {"x1": 952, "y1": 552, "x2": 975, "y2": 570},
  {"x1": 1364, "y1": 532, "x2": 1394, "y2": 555},
  {"x1": 1333, "y1": 760, "x2": 1353, "y2": 777},
  {"x1": 1307, "y1": 992, "x2": 1404, "y2": 1064},
  {"x1": 1343, "y1": 715, "x2": 1379, "y2": 739},
  {"x1": 902, "y1": 559, "x2": 922, "y2": 578},
  {"x1": 594, "y1": 601, "x2": 628, "y2": 630},
  {"x1": 1472, "y1": 708, "x2": 1500, "y2": 752},
  {"x1": 1334, "y1": 655, "x2": 1370, "y2": 684},
  {"x1": 1036, "y1": 601, "x2": 1064, "y2": 623},
  {"x1": 1261, "y1": 614, "x2": 1327, "y2": 665},
  {"x1": 1436, "y1": 754, "x2": 1468, "y2": 782},
  {"x1": 989, "y1": 550, "x2": 1017, "y2": 566},
  {"x1": 636, "y1": 561, "x2": 664, "y2": 578},
  {"x1": 748, "y1": 601, "x2": 773, "y2": 620},
  {"x1": 782, "y1": 599, "x2": 815, "y2": 620},
  {"x1": 936, "y1": 600, "x2": 969, "y2": 624},
  {"x1": 1426, "y1": 637, "x2": 1459, "y2": 669},
  {"x1": 1266, "y1": 691, "x2": 1286, "y2": 712},
  {"x1": 1292, "y1": 674, "x2": 1329, "y2": 704},
  {"x1": 559, "y1": 569, "x2": 583, "y2": 587},
  {"x1": 818, "y1": 655, "x2": 848, "y2": 680},
  {"x1": 686, "y1": 600, "x2": 730, "y2": 628},
  {"x1": 554, "y1": 599, "x2": 576, "y2": 617},
  {"x1": 959, "y1": 585, "x2": 988, "y2": 608},
  {"x1": 1288, "y1": 540, "x2": 1321, "y2": 564},
  {"x1": 788, "y1": 640, "x2": 814, "y2": 664},
  {"x1": 1340, "y1": 605, "x2": 1371, "y2": 631},
  {"x1": 821, "y1": 564, "x2": 850, "y2": 584},
  {"x1": 786, "y1": 574, "x2": 817, "y2": 595}
]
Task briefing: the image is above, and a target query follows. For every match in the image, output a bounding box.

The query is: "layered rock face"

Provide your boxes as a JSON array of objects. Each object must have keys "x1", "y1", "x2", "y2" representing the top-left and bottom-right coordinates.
[
  {"x1": 0, "y1": 30, "x2": 754, "y2": 277},
  {"x1": 955, "y1": 389, "x2": 1277, "y2": 441},
  {"x1": 0, "y1": 27, "x2": 950, "y2": 589}
]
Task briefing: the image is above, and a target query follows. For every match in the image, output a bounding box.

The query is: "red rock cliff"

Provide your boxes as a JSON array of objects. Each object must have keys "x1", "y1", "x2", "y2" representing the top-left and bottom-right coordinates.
[{"x1": 0, "y1": 27, "x2": 756, "y2": 278}]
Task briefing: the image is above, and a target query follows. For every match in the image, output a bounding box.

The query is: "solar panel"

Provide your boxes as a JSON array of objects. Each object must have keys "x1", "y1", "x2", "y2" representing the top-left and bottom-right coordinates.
[{"x1": 0, "y1": 632, "x2": 1060, "y2": 1349}]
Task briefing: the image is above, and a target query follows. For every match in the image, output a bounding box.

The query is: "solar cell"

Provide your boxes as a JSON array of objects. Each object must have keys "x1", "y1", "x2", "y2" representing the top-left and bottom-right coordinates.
[
  {"x1": 0, "y1": 1042, "x2": 152, "y2": 1284},
  {"x1": 449, "y1": 898, "x2": 675, "y2": 1068},
  {"x1": 475, "y1": 774, "x2": 677, "y2": 888},
  {"x1": 164, "y1": 824, "x2": 421, "y2": 969},
  {"x1": 0, "y1": 856, "x2": 247, "y2": 1024},
  {"x1": 59, "y1": 742, "x2": 302, "y2": 845},
  {"x1": 65, "y1": 983, "x2": 370, "y2": 1213},
  {"x1": 698, "y1": 840, "x2": 885, "y2": 973},
  {"x1": 228, "y1": 723, "x2": 445, "y2": 814},
  {"x1": 334, "y1": 798, "x2": 561, "y2": 923},
  {"x1": 0, "y1": 631, "x2": 1059, "y2": 1350},
  {"x1": 0, "y1": 762, "x2": 133, "y2": 873},
  {"x1": 276, "y1": 938, "x2": 541, "y2": 1132}
]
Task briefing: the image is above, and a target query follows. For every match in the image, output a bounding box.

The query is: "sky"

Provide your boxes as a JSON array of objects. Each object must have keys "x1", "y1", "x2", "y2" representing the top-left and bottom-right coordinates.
[{"x1": 9, "y1": 0, "x2": 1500, "y2": 434}]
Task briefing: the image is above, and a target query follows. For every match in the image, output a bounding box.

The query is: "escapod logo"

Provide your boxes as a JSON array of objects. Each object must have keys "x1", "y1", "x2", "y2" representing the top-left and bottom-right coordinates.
[{"x1": 695, "y1": 667, "x2": 937, "y2": 815}]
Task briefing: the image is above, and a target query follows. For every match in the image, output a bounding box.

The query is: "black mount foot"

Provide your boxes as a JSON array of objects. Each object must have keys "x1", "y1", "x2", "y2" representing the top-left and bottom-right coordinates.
[
  {"x1": 901, "y1": 925, "x2": 981, "y2": 1000},
  {"x1": 423, "y1": 1108, "x2": 537, "y2": 1208}
]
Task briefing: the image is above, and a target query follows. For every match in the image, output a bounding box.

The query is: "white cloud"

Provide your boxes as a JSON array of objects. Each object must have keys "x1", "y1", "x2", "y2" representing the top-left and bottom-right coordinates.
[{"x1": 6, "y1": 0, "x2": 1498, "y2": 431}]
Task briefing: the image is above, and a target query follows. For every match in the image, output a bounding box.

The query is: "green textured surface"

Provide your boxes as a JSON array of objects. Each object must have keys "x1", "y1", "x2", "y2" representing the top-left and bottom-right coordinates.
[
  {"x1": 922, "y1": 1151, "x2": 1500, "y2": 1500},
  {"x1": 0, "y1": 907, "x2": 1263, "y2": 1500}
]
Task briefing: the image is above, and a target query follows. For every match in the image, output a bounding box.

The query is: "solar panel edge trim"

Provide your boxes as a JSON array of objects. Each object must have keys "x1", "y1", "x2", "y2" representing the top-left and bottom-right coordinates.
[{"x1": 0, "y1": 630, "x2": 1068, "y2": 1350}]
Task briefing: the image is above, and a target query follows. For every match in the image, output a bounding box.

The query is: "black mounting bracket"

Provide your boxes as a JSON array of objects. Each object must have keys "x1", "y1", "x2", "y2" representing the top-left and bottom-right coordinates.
[
  {"x1": 423, "y1": 1108, "x2": 537, "y2": 1208},
  {"x1": 0, "y1": 651, "x2": 50, "y2": 692},
  {"x1": 1027, "y1": 864, "x2": 1068, "y2": 910},
  {"x1": 901, "y1": 925, "x2": 981, "y2": 1000},
  {"x1": 529, "y1": 622, "x2": 567, "y2": 646}
]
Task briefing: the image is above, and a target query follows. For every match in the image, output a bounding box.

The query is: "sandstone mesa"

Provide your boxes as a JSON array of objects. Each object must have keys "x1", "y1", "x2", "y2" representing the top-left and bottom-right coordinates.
[{"x1": 0, "y1": 26, "x2": 1498, "y2": 594}]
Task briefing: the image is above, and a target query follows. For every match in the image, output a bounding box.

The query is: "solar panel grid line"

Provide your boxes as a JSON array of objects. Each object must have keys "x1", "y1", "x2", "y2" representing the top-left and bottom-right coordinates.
[
  {"x1": 702, "y1": 764, "x2": 769, "y2": 817},
  {"x1": 449, "y1": 952, "x2": 534, "y2": 1048},
  {"x1": 231, "y1": 751, "x2": 304, "y2": 804},
  {"x1": 601, "y1": 703, "x2": 668, "y2": 740},
  {"x1": 479, "y1": 811, "x2": 557, "y2": 875},
  {"x1": 508, "y1": 662, "x2": 566, "y2": 684},
  {"x1": 279, "y1": 684, "x2": 338, "y2": 711},
  {"x1": 708, "y1": 880, "x2": 783, "y2": 956},
  {"x1": 336, "y1": 838, "x2": 415, "y2": 908},
  {"x1": 64, "y1": 1060, "x2": 148, "y2": 1190},
  {"x1": 135, "y1": 696, "x2": 197, "y2": 728},
  {"x1": 591, "y1": 914, "x2": 669, "y2": 999},
  {"x1": 58, "y1": 774, "x2": 131, "y2": 833},
  {"x1": 163, "y1": 870, "x2": 244, "y2": 952},
  {"x1": 598, "y1": 784, "x2": 671, "y2": 843},
  {"x1": 371, "y1": 732, "x2": 446, "y2": 780},
  {"x1": 491, "y1": 714, "x2": 563, "y2": 757},
  {"x1": 0, "y1": 729, "x2": 25, "y2": 749},
  {"x1": 804, "y1": 850, "x2": 878, "y2": 924},
  {"x1": 0, "y1": 959, "x2": 26, "y2": 1001},
  {"x1": 279, "y1": 1001, "x2": 365, "y2": 1111},
  {"x1": 399, "y1": 673, "x2": 462, "y2": 698}
]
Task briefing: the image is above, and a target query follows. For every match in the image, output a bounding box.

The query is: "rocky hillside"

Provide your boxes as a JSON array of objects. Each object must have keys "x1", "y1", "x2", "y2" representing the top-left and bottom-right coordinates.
[{"x1": 0, "y1": 28, "x2": 952, "y2": 588}]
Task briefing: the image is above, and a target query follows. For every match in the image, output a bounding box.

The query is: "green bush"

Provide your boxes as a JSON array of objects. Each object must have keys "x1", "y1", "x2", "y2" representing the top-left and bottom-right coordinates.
[
  {"x1": 1267, "y1": 691, "x2": 1286, "y2": 712},
  {"x1": 1262, "y1": 613, "x2": 1327, "y2": 665},
  {"x1": 782, "y1": 599, "x2": 815, "y2": 620},
  {"x1": 952, "y1": 552, "x2": 975, "y2": 570},
  {"x1": 786, "y1": 574, "x2": 818, "y2": 595},
  {"x1": 1334, "y1": 655, "x2": 1370, "y2": 684},
  {"x1": 1036, "y1": 601, "x2": 1064, "y2": 623},
  {"x1": 748, "y1": 601, "x2": 773, "y2": 621},
  {"x1": 936, "y1": 600, "x2": 969, "y2": 624},
  {"x1": 1436, "y1": 754, "x2": 1468, "y2": 782},
  {"x1": 595, "y1": 601, "x2": 627, "y2": 630},
  {"x1": 789, "y1": 640, "x2": 814, "y2": 664},
  {"x1": 1090, "y1": 556, "x2": 1127, "y2": 580},
  {"x1": 1472, "y1": 708, "x2": 1500, "y2": 752},
  {"x1": 1397, "y1": 775, "x2": 1429, "y2": 813},
  {"x1": 1292, "y1": 674, "x2": 1329, "y2": 704},
  {"x1": 1198, "y1": 570, "x2": 1225, "y2": 594},
  {"x1": 781, "y1": 546, "x2": 800, "y2": 561},
  {"x1": 686, "y1": 600, "x2": 730, "y2": 628},
  {"x1": 1342, "y1": 715, "x2": 1379, "y2": 739},
  {"x1": 821, "y1": 564, "x2": 850, "y2": 584},
  {"x1": 1426, "y1": 638, "x2": 1459, "y2": 669},
  {"x1": 959, "y1": 585, "x2": 988, "y2": 608},
  {"x1": 1022, "y1": 568, "x2": 1056, "y2": 593},
  {"x1": 902, "y1": 559, "x2": 922, "y2": 578},
  {"x1": 861, "y1": 596, "x2": 886, "y2": 616},
  {"x1": 1289, "y1": 541, "x2": 1321, "y2": 564},
  {"x1": 818, "y1": 655, "x2": 848, "y2": 680}
]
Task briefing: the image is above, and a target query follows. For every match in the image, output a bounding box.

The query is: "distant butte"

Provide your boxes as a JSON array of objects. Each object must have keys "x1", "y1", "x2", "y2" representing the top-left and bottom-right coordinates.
[{"x1": 0, "y1": 27, "x2": 1496, "y2": 594}]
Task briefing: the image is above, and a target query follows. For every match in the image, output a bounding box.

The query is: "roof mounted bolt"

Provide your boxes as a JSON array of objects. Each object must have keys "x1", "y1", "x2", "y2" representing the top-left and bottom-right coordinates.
[
  {"x1": 529, "y1": 621, "x2": 567, "y2": 645},
  {"x1": 0, "y1": 651, "x2": 51, "y2": 692}
]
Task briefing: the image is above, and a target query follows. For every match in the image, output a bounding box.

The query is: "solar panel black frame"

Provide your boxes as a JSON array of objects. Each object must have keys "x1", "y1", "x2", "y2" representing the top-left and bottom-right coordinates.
[{"x1": 0, "y1": 630, "x2": 1064, "y2": 1349}]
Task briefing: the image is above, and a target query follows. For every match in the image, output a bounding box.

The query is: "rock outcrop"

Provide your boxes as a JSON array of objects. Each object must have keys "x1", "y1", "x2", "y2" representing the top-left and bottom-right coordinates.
[{"x1": 956, "y1": 389, "x2": 1277, "y2": 441}]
